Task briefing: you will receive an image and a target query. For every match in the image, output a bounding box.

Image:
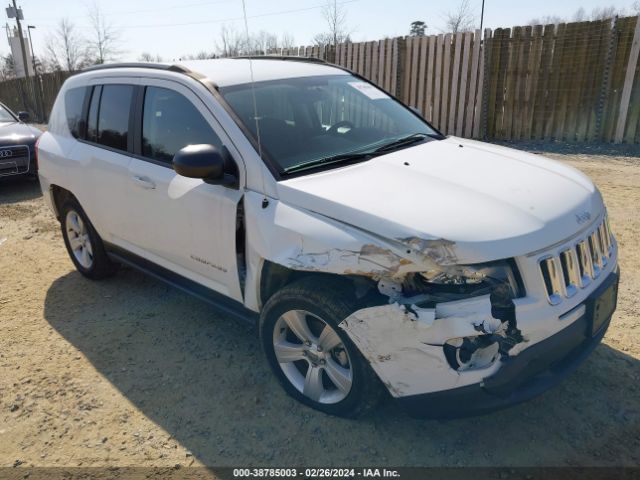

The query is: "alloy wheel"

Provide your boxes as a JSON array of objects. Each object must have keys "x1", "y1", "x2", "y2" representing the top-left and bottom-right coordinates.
[
  {"x1": 273, "y1": 309, "x2": 353, "y2": 404},
  {"x1": 66, "y1": 210, "x2": 94, "y2": 269}
]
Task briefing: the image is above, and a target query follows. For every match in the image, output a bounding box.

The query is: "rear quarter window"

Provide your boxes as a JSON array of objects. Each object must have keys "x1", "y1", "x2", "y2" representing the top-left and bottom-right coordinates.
[{"x1": 65, "y1": 87, "x2": 88, "y2": 139}]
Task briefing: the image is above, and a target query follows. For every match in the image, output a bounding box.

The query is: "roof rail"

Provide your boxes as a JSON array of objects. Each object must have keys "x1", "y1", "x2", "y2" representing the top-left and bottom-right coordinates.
[
  {"x1": 233, "y1": 55, "x2": 328, "y2": 64},
  {"x1": 81, "y1": 62, "x2": 191, "y2": 73}
]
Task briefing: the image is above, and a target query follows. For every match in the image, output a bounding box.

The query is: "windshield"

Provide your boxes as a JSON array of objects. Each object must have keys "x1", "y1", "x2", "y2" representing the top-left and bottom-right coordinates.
[
  {"x1": 0, "y1": 105, "x2": 16, "y2": 122},
  {"x1": 219, "y1": 75, "x2": 439, "y2": 176}
]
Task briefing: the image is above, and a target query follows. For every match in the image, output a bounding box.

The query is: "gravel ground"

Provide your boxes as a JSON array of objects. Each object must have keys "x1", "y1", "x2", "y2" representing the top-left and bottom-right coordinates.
[{"x1": 1, "y1": 145, "x2": 639, "y2": 474}]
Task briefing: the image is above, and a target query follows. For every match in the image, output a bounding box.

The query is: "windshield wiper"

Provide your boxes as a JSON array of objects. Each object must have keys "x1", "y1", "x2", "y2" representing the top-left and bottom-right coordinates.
[
  {"x1": 374, "y1": 133, "x2": 430, "y2": 153},
  {"x1": 283, "y1": 133, "x2": 435, "y2": 175},
  {"x1": 283, "y1": 152, "x2": 375, "y2": 174}
]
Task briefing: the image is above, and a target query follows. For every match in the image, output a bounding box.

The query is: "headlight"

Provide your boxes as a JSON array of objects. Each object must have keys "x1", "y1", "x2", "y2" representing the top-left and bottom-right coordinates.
[
  {"x1": 420, "y1": 268, "x2": 486, "y2": 285},
  {"x1": 421, "y1": 261, "x2": 521, "y2": 294}
]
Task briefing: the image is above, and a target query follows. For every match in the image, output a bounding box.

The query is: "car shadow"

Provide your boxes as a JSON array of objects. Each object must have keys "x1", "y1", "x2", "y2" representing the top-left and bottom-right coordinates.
[
  {"x1": 43, "y1": 268, "x2": 640, "y2": 468},
  {"x1": 0, "y1": 176, "x2": 42, "y2": 204}
]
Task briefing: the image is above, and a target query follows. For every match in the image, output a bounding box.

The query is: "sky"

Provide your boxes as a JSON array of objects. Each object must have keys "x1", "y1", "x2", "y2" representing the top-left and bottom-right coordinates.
[{"x1": 1, "y1": 0, "x2": 638, "y2": 63}]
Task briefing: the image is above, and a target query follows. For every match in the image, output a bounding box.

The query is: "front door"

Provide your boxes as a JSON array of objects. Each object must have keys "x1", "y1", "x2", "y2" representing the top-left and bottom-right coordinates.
[{"x1": 121, "y1": 80, "x2": 244, "y2": 302}]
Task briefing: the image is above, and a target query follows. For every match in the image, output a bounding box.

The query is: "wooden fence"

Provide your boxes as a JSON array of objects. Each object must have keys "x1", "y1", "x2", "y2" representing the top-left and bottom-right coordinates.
[
  {"x1": 278, "y1": 15, "x2": 640, "y2": 143},
  {"x1": 484, "y1": 16, "x2": 640, "y2": 143},
  {"x1": 1, "y1": 15, "x2": 639, "y2": 143},
  {"x1": 0, "y1": 70, "x2": 71, "y2": 123}
]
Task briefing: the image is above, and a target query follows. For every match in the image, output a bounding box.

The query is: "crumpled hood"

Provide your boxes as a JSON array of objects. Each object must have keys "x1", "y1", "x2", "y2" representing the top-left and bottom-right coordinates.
[
  {"x1": 0, "y1": 121, "x2": 41, "y2": 144},
  {"x1": 277, "y1": 137, "x2": 603, "y2": 264}
]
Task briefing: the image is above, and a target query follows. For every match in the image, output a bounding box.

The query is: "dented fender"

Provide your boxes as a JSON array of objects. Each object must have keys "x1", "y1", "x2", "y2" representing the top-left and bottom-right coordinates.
[
  {"x1": 242, "y1": 191, "x2": 530, "y2": 398},
  {"x1": 242, "y1": 191, "x2": 459, "y2": 310}
]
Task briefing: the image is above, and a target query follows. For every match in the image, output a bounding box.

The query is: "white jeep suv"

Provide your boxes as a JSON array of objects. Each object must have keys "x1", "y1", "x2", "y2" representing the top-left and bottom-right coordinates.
[{"x1": 38, "y1": 58, "x2": 619, "y2": 418}]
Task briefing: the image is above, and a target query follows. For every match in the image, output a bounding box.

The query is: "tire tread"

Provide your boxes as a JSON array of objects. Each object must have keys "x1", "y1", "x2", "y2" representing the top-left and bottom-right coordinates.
[
  {"x1": 60, "y1": 199, "x2": 117, "y2": 280},
  {"x1": 260, "y1": 276, "x2": 385, "y2": 418}
]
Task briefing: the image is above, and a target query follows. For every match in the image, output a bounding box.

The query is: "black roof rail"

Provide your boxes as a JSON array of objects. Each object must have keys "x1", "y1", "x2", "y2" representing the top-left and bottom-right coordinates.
[
  {"x1": 233, "y1": 55, "x2": 329, "y2": 64},
  {"x1": 81, "y1": 62, "x2": 191, "y2": 73}
]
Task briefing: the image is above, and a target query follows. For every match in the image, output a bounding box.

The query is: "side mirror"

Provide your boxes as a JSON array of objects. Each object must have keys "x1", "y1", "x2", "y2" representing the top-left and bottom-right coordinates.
[
  {"x1": 172, "y1": 144, "x2": 236, "y2": 187},
  {"x1": 17, "y1": 111, "x2": 30, "y2": 122}
]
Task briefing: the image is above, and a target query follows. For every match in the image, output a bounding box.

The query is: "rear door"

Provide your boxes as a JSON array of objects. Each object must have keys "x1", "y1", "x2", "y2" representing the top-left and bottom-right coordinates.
[
  {"x1": 74, "y1": 79, "x2": 139, "y2": 241},
  {"x1": 121, "y1": 79, "x2": 244, "y2": 301}
]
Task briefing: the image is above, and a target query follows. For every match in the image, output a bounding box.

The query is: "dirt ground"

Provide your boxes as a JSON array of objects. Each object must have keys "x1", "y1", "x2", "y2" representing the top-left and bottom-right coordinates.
[{"x1": 1, "y1": 145, "x2": 639, "y2": 473}]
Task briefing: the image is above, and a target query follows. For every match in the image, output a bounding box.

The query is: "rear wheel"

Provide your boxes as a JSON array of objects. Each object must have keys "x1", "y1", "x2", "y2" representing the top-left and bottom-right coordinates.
[
  {"x1": 260, "y1": 277, "x2": 383, "y2": 417},
  {"x1": 60, "y1": 199, "x2": 117, "y2": 279}
]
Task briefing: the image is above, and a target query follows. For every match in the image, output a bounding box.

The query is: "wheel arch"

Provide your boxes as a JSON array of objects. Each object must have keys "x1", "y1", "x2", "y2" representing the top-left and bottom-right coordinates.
[
  {"x1": 49, "y1": 184, "x2": 77, "y2": 220},
  {"x1": 258, "y1": 259, "x2": 381, "y2": 311}
]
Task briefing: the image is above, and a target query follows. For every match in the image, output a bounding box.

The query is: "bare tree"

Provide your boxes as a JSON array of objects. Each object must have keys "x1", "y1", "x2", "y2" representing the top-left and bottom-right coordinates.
[
  {"x1": 45, "y1": 18, "x2": 88, "y2": 72},
  {"x1": 528, "y1": 15, "x2": 565, "y2": 25},
  {"x1": 194, "y1": 51, "x2": 216, "y2": 59},
  {"x1": 572, "y1": 7, "x2": 587, "y2": 22},
  {"x1": 632, "y1": 1, "x2": 640, "y2": 15},
  {"x1": 87, "y1": 2, "x2": 122, "y2": 64},
  {"x1": 444, "y1": 0, "x2": 476, "y2": 33},
  {"x1": 138, "y1": 52, "x2": 163, "y2": 62},
  {"x1": 180, "y1": 51, "x2": 217, "y2": 60},
  {"x1": 591, "y1": 5, "x2": 622, "y2": 20},
  {"x1": 313, "y1": 0, "x2": 351, "y2": 46},
  {"x1": 212, "y1": 24, "x2": 297, "y2": 57},
  {"x1": 281, "y1": 32, "x2": 296, "y2": 50},
  {"x1": 530, "y1": 5, "x2": 626, "y2": 26},
  {"x1": 215, "y1": 24, "x2": 245, "y2": 57},
  {"x1": 0, "y1": 54, "x2": 15, "y2": 80},
  {"x1": 35, "y1": 55, "x2": 61, "y2": 73},
  {"x1": 250, "y1": 31, "x2": 280, "y2": 54}
]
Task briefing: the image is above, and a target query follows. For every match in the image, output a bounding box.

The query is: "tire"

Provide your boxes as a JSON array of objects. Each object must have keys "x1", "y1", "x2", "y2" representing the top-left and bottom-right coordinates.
[
  {"x1": 60, "y1": 199, "x2": 117, "y2": 280},
  {"x1": 260, "y1": 277, "x2": 384, "y2": 418}
]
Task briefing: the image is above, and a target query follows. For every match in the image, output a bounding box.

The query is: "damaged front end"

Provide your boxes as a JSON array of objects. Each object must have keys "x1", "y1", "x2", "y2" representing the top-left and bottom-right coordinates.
[
  {"x1": 399, "y1": 262, "x2": 525, "y2": 372},
  {"x1": 244, "y1": 193, "x2": 533, "y2": 398},
  {"x1": 244, "y1": 190, "x2": 618, "y2": 415},
  {"x1": 339, "y1": 258, "x2": 528, "y2": 397}
]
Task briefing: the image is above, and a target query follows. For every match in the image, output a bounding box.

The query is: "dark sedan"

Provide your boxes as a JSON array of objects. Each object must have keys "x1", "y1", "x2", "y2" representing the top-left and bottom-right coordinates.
[{"x1": 0, "y1": 103, "x2": 42, "y2": 179}]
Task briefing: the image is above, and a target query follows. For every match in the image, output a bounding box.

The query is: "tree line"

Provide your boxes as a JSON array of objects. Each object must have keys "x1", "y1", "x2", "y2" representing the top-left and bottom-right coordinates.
[{"x1": 1, "y1": 2, "x2": 120, "y2": 79}]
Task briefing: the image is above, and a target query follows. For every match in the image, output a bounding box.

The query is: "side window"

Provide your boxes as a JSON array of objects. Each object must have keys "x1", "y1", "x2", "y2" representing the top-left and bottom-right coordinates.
[
  {"x1": 96, "y1": 84, "x2": 134, "y2": 152},
  {"x1": 86, "y1": 86, "x2": 102, "y2": 143},
  {"x1": 142, "y1": 86, "x2": 222, "y2": 163},
  {"x1": 65, "y1": 87, "x2": 88, "y2": 139}
]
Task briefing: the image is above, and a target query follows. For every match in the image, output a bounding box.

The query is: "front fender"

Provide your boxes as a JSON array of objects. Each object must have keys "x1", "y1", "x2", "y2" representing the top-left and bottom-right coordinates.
[{"x1": 242, "y1": 191, "x2": 452, "y2": 311}]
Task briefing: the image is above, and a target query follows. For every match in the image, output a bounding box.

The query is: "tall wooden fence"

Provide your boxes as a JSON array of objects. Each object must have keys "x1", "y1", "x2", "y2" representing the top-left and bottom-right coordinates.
[
  {"x1": 0, "y1": 70, "x2": 71, "y2": 123},
  {"x1": 277, "y1": 15, "x2": 640, "y2": 144},
  {"x1": 1, "y1": 16, "x2": 639, "y2": 143},
  {"x1": 483, "y1": 16, "x2": 640, "y2": 143}
]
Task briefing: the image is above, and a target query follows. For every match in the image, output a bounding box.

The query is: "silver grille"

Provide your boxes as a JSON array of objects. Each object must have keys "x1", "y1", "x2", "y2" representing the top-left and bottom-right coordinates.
[
  {"x1": 0, "y1": 145, "x2": 30, "y2": 176},
  {"x1": 539, "y1": 215, "x2": 613, "y2": 305}
]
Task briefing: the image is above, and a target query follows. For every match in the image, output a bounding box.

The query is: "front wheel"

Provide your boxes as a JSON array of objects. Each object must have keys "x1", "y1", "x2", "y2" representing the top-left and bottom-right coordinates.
[{"x1": 260, "y1": 277, "x2": 383, "y2": 417}]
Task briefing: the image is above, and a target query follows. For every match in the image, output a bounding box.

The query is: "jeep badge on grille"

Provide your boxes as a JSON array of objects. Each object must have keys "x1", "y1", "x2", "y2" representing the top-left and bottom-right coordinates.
[{"x1": 575, "y1": 211, "x2": 591, "y2": 225}]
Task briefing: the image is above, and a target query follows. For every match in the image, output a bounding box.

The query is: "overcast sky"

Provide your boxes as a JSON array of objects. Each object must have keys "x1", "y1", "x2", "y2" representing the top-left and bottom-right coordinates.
[{"x1": 2, "y1": 0, "x2": 637, "y2": 62}]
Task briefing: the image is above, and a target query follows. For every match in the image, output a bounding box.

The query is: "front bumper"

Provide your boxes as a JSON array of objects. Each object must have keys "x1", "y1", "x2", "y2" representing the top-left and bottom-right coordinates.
[
  {"x1": 0, "y1": 144, "x2": 33, "y2": 178},
  {"x1": 397, "y1": 270, "x2": 619, "y2": 419}
]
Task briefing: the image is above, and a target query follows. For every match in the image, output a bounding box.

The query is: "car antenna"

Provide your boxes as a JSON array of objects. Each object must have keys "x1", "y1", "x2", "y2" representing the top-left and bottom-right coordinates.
[{"x1": 241, "y1": 0, "x2": 269, "y2": 209}]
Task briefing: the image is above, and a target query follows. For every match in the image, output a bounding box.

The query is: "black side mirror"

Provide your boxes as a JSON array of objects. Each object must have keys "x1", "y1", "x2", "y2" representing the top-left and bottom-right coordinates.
[
  {"x1": 17, "y1": 111, "x2": 30, "y2": 122},
  {"x1": 172, "y1": 144, "x2": 237, "y2": 187}
]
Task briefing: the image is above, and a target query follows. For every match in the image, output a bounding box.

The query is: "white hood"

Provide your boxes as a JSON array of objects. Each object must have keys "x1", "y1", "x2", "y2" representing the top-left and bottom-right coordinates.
[{"x1": 276, "y1": 137, "x2": 603, "y2": 264}]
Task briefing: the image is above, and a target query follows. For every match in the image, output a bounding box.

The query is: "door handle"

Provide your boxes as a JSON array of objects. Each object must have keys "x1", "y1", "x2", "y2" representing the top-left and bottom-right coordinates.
[{"x1": 131, "y1": 175, "x2": 156, "y2": 190}]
